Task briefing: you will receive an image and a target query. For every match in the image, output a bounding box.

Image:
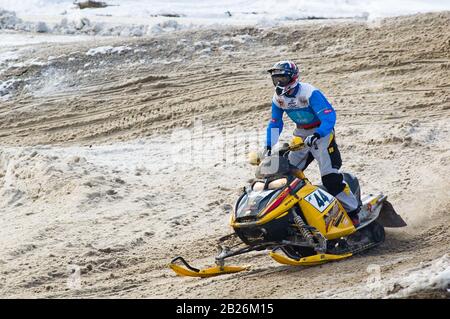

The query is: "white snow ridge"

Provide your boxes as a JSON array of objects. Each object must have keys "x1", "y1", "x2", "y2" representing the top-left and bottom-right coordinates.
[
  {"x1": 386, "y1": 254, "x2": 450, "y2": 298},
  {"x1": 1, "y1": 0, "x2": 450, "y2": 39},
  {"x1": 86, "y1": 46, "x2": 132, "y2": 56}
]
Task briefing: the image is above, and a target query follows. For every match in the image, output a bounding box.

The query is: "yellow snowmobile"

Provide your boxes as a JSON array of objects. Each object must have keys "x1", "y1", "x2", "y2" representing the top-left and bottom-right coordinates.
[{"x1": 169, "y1": 137, "x2": 406, "y2": 278}]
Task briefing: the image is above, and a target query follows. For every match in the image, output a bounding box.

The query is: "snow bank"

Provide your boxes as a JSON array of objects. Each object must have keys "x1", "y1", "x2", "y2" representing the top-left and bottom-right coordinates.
[
  {"x1": 1, "y1": 0, "x2": 450, "y2": 39},
  {"x1": 4, "y1": 0, "x2": 450, "y2": 21},
  {"x1": 386, "y1": 254, "x2": 450, "y2": 298},
  {"x1": 0, "y1": 8, "x2": 21, "y2": 28},
  {"x1": 0, "y1": 50, "x2": 19, "y2": 65}
]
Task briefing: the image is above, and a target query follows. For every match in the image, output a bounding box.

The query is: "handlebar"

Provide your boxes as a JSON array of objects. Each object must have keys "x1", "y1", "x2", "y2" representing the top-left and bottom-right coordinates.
[{"x1": 248, "y1": 136, "x2": 306, "y2": 166}]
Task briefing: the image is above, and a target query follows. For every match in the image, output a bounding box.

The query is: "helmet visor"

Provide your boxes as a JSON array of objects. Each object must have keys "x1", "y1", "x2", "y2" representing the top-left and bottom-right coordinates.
[{"x1": 271, "y1": 74, "x2": 291, "y2": 87}]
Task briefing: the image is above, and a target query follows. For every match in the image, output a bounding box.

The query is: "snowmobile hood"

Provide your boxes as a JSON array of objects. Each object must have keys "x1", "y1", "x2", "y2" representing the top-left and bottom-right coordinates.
[{"x1": 235, "y1": 187, "x2": 282, "y2": 222}]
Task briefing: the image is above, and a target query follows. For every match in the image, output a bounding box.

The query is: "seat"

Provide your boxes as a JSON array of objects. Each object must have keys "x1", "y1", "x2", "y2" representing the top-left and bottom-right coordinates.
[{"x1": 342, "y1": 172, "x2": 362, "y2": 207}]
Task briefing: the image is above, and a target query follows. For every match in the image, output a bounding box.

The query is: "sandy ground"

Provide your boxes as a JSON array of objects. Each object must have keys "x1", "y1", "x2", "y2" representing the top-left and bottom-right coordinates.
[{"x1": 0, "y1": 12, "x2": 449, "y2": 298}]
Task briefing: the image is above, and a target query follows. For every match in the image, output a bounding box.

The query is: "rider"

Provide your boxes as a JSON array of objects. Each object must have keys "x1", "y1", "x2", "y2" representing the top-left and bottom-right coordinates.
[{"x1": 265, "y1": 60, "x2": 361, "y2": 225}]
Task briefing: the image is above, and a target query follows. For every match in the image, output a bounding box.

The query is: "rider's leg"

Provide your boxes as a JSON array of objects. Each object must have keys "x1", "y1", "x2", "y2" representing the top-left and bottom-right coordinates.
[
  {"x1": 288, "y1": 144, "x2": 310, "y2": 171},
  {"x1": 322, "y1": 173, "x2": 360, "y2": 216},
  {"x1": 289, "y1": 128, "x2": 360, "y2": 221},
  {"x1": 309, "y1": 131, "x2": 360, "y2": 222}
]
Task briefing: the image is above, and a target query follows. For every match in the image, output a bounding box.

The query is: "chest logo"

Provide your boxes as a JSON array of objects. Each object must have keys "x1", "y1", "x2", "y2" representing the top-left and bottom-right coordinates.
[
  {"x1": 287, "y1": 99, "x2": 297, "y2": 108},
  {"x1": 298, "y1": 96, "x2": 308, "y2": 107}
]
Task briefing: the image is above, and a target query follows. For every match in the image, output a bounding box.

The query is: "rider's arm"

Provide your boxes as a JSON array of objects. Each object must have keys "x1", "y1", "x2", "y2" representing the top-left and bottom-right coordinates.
[
  {"x1": 309, "y1": 90, "x2": 336, "y2": 137},
  {"x1": 266, "y1": 101, "x2": 284, "y2": 147}
]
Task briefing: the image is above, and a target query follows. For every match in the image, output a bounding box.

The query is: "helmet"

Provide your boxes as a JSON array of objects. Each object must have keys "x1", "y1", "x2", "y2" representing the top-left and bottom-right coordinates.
[{"x1": 268, "y1": 61, "x2": 299, "y2": 96}]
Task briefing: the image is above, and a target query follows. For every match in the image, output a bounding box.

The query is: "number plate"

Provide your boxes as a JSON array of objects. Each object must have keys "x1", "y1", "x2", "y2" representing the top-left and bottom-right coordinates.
[{"x1": 304, "y1": 189, "x2": 334, "y2": 213}]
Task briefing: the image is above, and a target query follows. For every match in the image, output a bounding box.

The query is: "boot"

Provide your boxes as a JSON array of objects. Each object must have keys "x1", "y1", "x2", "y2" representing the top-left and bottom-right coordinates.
[{"x1": 347, "y1": 206, "x2": 361, "y2": 227}]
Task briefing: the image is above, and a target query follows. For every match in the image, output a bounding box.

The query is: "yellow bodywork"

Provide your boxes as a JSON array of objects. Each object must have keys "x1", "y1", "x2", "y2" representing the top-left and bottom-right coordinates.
[
  {"x1": 298, "y1": 185, "x2": 355, "y2": 240},
  {"x1": 231, "y1": 178, "x2": 356, "y2": 240},
  {"x1": 169, "y1": 263, "x2": 249, "y2": 278},
  {"x1": 269, "y1": 251, "x2": 352, "y2": 266},
  {"x1": 289, "y1": 136, "x2": 305, "y2": 151},
  {"x1": 248, "y1": 151, "x2": 261, "y2": 166}
]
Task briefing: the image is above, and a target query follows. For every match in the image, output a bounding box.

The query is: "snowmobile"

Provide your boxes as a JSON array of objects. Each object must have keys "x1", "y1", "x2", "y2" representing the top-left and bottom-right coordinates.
[{"x1": 169, "y1": 137, "x2": 407, "y2": 278}]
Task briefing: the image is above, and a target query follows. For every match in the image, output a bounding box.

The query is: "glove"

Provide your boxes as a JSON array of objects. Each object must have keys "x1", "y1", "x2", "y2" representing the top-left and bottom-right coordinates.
[{"x1": 304, "y1": 133, "x2": 321, "y2": 148}]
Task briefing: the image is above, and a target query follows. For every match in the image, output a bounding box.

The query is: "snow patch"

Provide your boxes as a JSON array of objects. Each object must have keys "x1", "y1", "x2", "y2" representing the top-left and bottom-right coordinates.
[
  {"x1": 0, "y1": 9, "x2": 22, "y2": 29},
  {"x1": 30, "y1": 67, "x2": 69, "y2": 97},
  {"x1": 386, "y1": 254, "x2": 450, "y2": 298},
  {"x1": 150, "y1": 20, "x2": 181, "y2": 34},
  {"x1": 0, "y1": 50, "x2": 20, "y2": 66},
  {"x1": 34, "y1": 21, "x2": 48, "y2": 33},
  {"x1": 1, "y1": 0, "x2": 448, "y2": 45},
  {"x1": 219, "y1": 44, "x2": 234, "y2": 51},
  {"x1": 0, "y1": 78, "x2": 22, "y2": 100},
  {"x1": 86, "y1": 45, "x2": 132, "y2": 56},
  {"x1": 11, "y1": 57, "x2": 49, "y2": 69}
]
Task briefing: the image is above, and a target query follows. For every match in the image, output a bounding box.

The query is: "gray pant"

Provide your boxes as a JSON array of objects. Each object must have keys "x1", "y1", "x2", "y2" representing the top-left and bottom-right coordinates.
[{"x1": 289, "y1": 128, "x2": 359, "y2": 214}]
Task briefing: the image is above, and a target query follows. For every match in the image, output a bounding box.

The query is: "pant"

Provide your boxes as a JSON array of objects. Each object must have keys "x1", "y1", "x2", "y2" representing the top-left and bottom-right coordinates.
[{"x1": 288, "y1": 128, "x2": 360, "y2": 215}]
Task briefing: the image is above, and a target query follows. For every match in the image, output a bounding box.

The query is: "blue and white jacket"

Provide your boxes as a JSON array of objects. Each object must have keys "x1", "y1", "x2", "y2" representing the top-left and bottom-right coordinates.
[{"x1": 266, "y1": 82, "x2": 336, "y2": 147}]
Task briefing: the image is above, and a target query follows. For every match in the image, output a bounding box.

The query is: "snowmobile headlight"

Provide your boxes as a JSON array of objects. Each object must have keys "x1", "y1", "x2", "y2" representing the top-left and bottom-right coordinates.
[
  {"x1": 268, "y1": 178, "x2": 287, "y2": 190},
  {"x1": 252, "y1": 181, "x2": 265, "y2": 191}
]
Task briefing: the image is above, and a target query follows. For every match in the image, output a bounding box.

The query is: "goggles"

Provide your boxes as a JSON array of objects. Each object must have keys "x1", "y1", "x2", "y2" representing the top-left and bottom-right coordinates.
[{"x1": 271, "y1": 73, "x2": 292, "y2": 87}]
